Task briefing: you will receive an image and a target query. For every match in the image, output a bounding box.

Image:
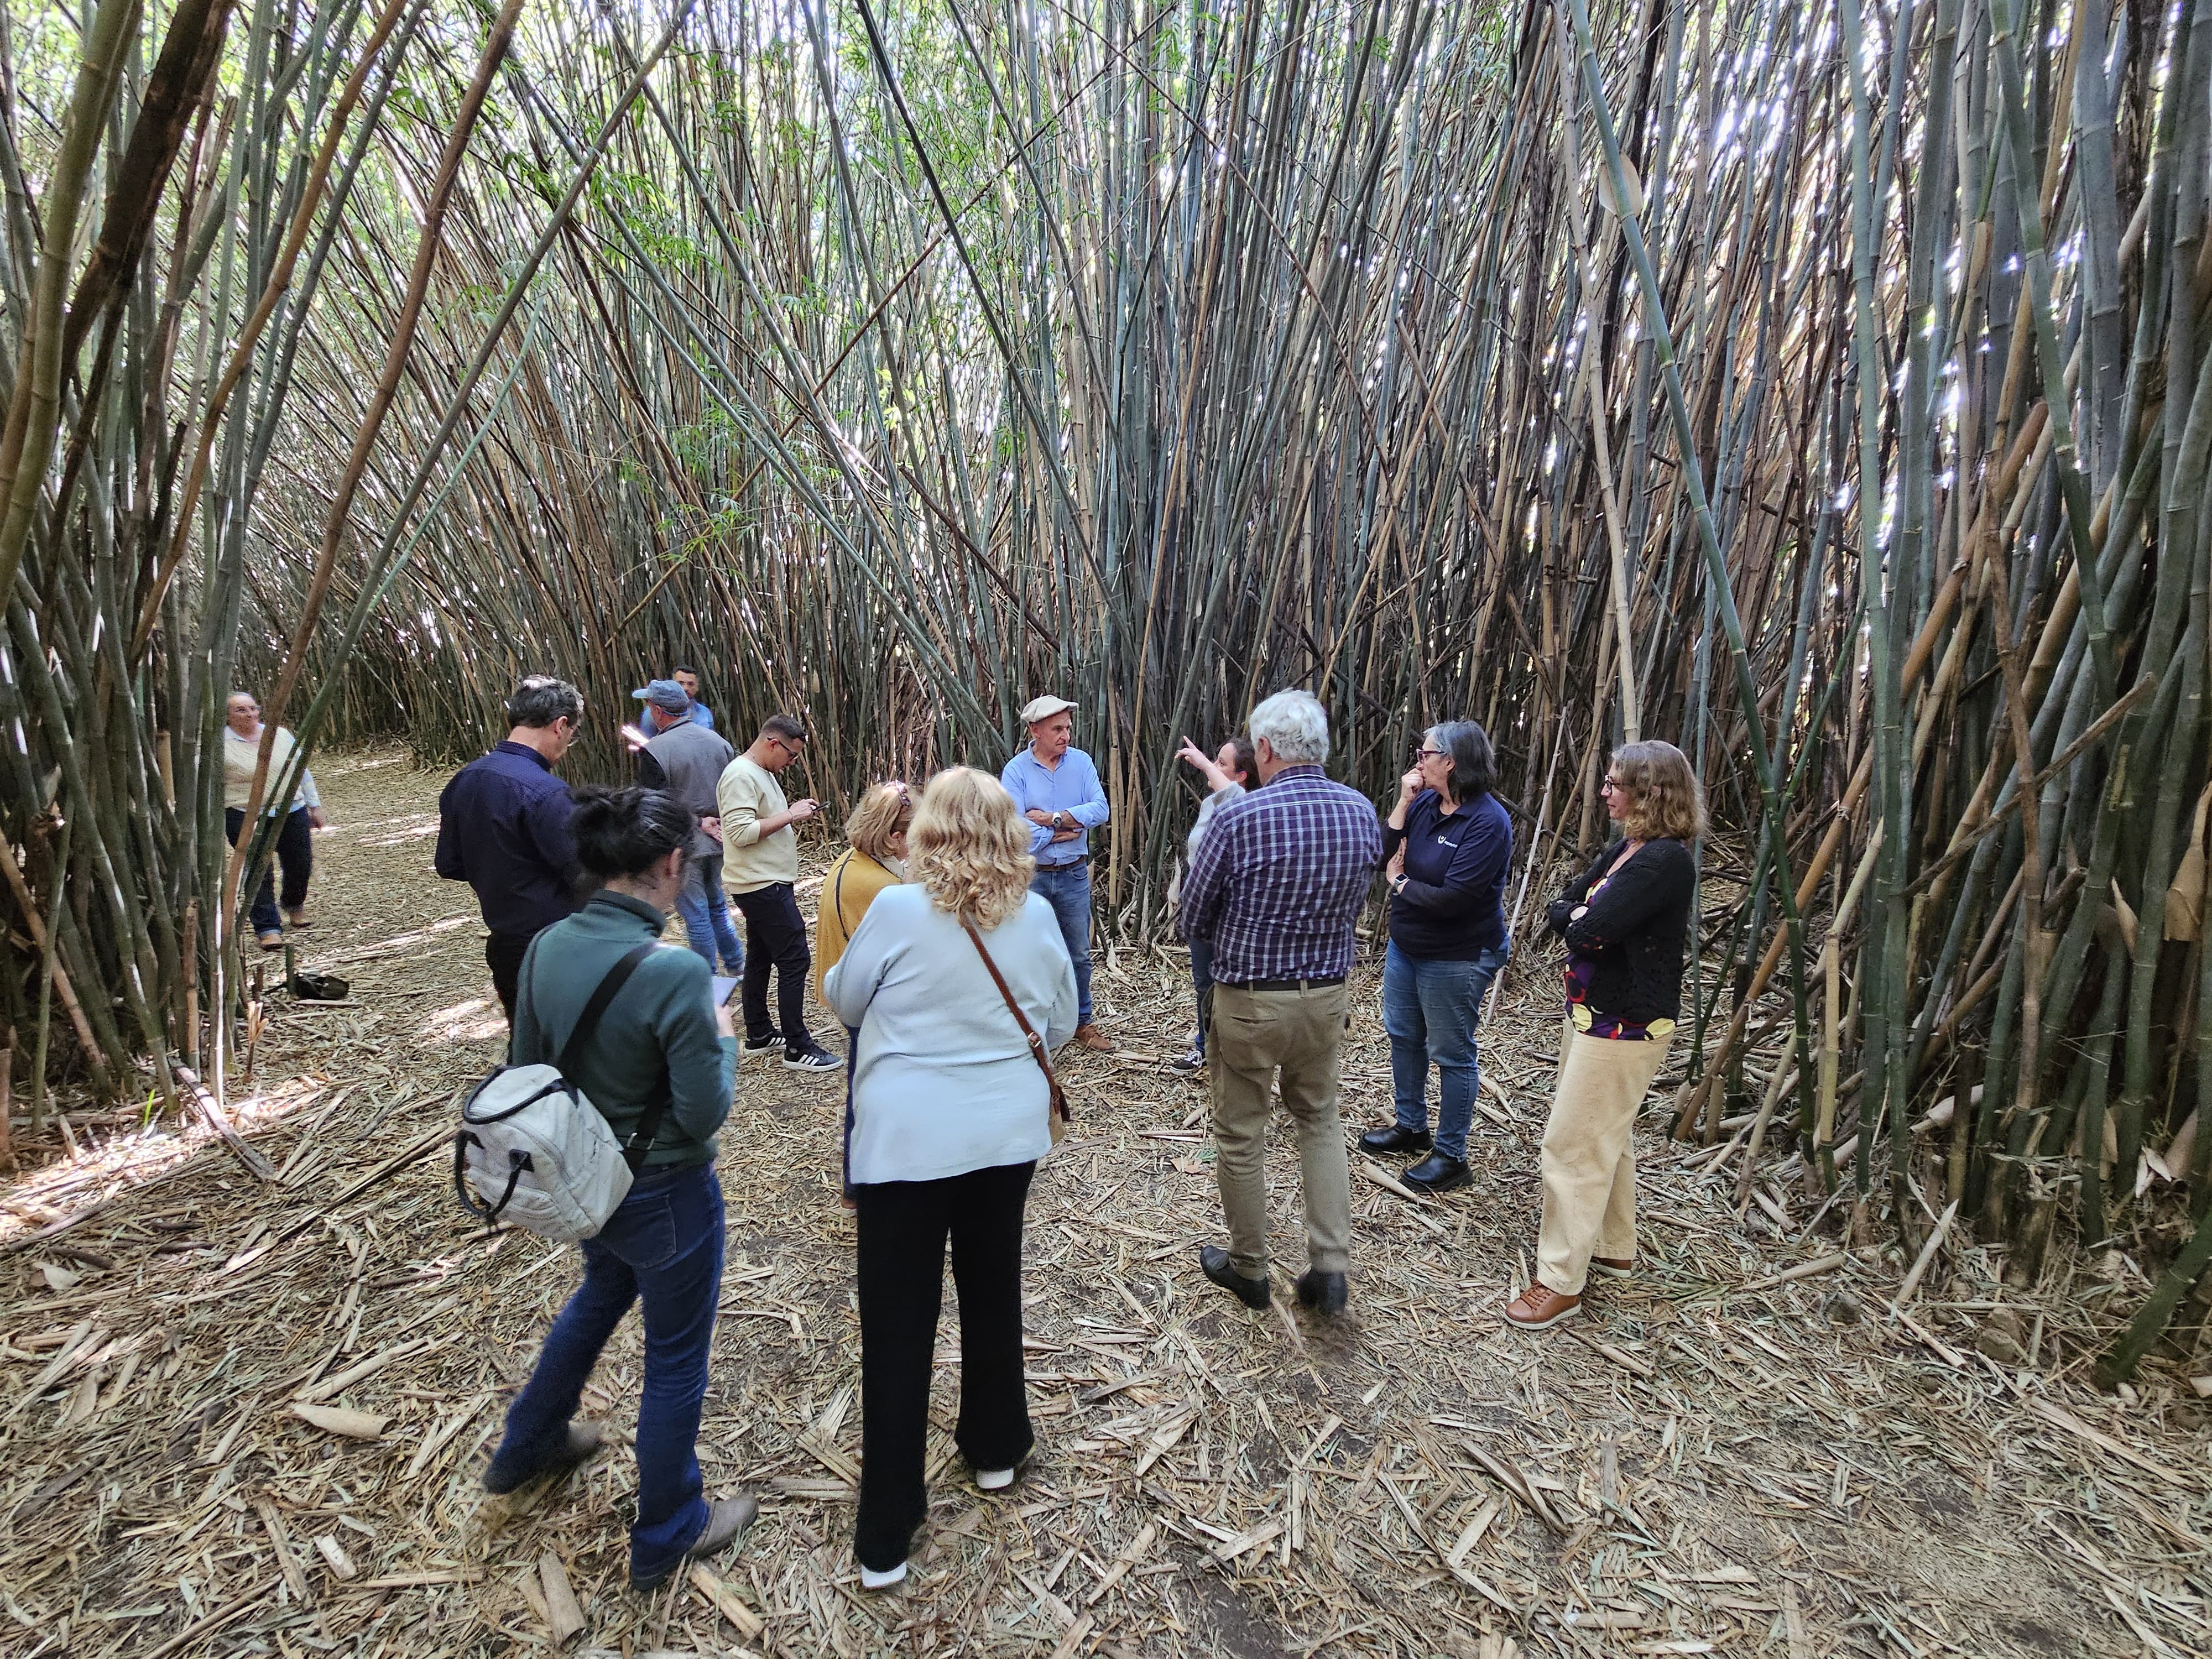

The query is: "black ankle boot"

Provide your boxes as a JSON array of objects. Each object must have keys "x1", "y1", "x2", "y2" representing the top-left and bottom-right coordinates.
[
  {"x1": 1359, "y1": 1124, "x2": 1432, "y2": 1155},
  {"x1": 1400, "y1": 1151, "x2": 1472, "y2": 1193},
  {"x1": 1198, "y1": 1244, "x2": 1270, "y2": 1309}
]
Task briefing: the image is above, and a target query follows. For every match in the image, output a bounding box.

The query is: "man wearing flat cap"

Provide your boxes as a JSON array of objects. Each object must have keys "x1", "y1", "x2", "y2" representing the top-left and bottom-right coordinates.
[{"x1": 1001, "y1": 695, "x2": 1113, "y2": 1050}]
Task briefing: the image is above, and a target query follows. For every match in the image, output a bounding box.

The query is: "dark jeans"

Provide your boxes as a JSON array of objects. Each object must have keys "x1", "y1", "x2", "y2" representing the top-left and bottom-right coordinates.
[
  {"x1": 676, "y1": 852, "x2": 744, "y2": 973},
  {"x1": 1189, "y1": 936, "x2": 1215, "y2": 1055},
  {"x1": 853, "y1": 1160, "x2": 1036, "y2": 1572},
  {"x1": 491, "y1": 1163, "x2": 724, "y2": 1583},
  {"x1": 1382, "y1": 940, "x2": 1510, "y2": 1162},
  {"x1": 486, "y1": 930, "x2": 536, "y2": 1021},
  {"x1": 1030, "y1": 862, "x2": 1094, "y2": 1024},
  {"x1": 224, "y1": 806, "x2": 312, "y2": 937},
  {"x1": 731, "y1": 881, "x2": 810, "y2": 1049}
]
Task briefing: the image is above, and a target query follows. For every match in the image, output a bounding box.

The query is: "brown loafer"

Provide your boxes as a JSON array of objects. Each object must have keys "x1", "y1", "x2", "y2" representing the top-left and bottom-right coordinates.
[
  {"x1": 1590, "y1": 1256, "x2": 1634, "y2": 1280},
  {"x1": 1505, "y1": 1285, "x2": 1580, "y2": 1329},
  {"x1": 1072, "y1": 1023, "x2": 1114, "y2": 1052}
]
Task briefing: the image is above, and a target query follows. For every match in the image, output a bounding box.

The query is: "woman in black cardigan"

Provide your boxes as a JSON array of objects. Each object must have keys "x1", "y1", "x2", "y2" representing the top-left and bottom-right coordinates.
[{"x1": 1507, "y1": 740, "x2": 1704, "y2": 1330}]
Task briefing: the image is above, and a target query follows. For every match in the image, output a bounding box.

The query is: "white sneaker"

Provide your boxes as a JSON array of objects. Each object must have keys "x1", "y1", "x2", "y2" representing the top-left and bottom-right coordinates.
[
  {"x1": 859, "y1": 1560, "x2": 907, "y2": 1590},
  {"x1": 975, "y1": 1467, "x2": 1015, "y2": 1491}
]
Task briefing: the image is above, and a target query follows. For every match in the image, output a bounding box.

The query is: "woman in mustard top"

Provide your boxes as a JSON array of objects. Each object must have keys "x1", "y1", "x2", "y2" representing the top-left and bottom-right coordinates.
[{"x1": 815, "y1": 781, "x2": 915, "y2": 1194}]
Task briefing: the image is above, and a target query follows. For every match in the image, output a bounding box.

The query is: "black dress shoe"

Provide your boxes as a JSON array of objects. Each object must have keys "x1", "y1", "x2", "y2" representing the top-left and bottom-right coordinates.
[
  {"x1": 1295, "y1": 1268, "x2": 1348, "y2": 1314},
  {"x1": 1359, "y1": 1124, "x2": 1432, "y2": 1156},
  {"x1": 1198, "y1": 1244, "x2": 1270, "y2": 1309},
  {"x1": 1400, "y1": 1152, "x2": 1472, "y2": 1193}
]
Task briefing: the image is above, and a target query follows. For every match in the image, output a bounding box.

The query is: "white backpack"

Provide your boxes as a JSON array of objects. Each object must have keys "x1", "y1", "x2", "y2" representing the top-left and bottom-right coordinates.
[{"x1": 453, "y1": 942, "x2": 666, "y2": 1239}]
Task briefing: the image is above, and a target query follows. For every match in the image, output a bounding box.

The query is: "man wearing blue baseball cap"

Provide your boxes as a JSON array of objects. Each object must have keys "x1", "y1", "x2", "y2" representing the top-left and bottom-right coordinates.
[{"x1": 632, "y1": 665, "x2": 716, "y2": 737}]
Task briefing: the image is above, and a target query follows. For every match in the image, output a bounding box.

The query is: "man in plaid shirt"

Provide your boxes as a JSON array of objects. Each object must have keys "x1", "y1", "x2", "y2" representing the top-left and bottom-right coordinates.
[{"x1": 1181, "y1": 690, "x2": 1382, "y2": 1316}]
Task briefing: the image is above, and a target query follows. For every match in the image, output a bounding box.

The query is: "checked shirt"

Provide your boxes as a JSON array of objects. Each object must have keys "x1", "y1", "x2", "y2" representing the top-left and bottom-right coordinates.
[{"x1": 1180, "y1": 765, "x2": 1383, "y2": 984}]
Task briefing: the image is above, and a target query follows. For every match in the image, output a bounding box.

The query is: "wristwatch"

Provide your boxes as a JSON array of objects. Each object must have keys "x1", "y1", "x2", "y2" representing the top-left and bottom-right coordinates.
[
  {"x1": 1390, "y1": 874, "x2": 1408, "y2": 895},
  {"x1": 1053, "y1": 810, "x2": 1072, "y2": 831}
]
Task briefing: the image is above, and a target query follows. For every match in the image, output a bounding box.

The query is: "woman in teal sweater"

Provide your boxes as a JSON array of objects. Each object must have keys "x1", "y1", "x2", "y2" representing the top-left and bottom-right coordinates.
[{"x1": 485, "y1": 787, "x2": 753, "y2": 1592}]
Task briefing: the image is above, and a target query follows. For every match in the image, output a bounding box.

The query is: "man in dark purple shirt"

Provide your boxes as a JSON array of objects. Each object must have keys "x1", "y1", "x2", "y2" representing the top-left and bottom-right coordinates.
[
  {"x1": 1181, "y1": 690, "x2": 1381, "y2": 1317},
  {"x1": 435, "y1": 676, "x2": 586, "y2": 1018}
]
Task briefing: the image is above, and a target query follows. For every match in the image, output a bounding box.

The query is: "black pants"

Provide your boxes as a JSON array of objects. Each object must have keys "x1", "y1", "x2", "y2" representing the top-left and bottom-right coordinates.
[
  {"x1": 487, "y1": 930, "x2": 535, "y2": 1020},
  {"x1": 225, "y1": 807, "x2": 313, "y2": 937},
  {"x1": 852, "y1": 1160, "x2": 1036, "y2": 1571},
  {"x1": 731, "y1": 881, "x2": 810, "y2": 1048}
]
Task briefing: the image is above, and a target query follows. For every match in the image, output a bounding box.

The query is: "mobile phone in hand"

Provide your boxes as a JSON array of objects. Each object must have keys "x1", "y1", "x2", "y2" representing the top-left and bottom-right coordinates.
[{"x1": 709, "y1": 974, "x2": 739, "y2": 1006}]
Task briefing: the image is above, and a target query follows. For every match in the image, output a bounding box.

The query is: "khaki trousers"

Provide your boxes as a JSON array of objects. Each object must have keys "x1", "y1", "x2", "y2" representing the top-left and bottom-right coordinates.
[
  {"x1": 1209, "y1": 981, "x2": 1354, "y2": 1279},
  {"x1": 1536, "y1": 1020, "x2": 1669, "y2": 1296}
]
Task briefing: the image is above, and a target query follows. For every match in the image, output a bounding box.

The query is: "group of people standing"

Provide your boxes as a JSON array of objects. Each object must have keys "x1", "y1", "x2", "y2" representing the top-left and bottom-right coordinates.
[{"x1": 427, "y1": 667, "x2": 1703, "y2": 1596}]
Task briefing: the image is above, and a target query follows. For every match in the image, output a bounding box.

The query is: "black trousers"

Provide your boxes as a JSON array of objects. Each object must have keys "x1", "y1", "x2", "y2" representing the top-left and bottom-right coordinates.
[
  {"x1": 224, "y1": 807, "x2": 313, "y2": 936},
  {"x1": 730, "y1": 881, "x2": 810, "y2": 1048},
  {"x1": 852, "y1": 1160, "x2": 1036, "y2": 1571},
  {"x1": 486, "y1": 930, "x2": 535, "y2": 1020}
]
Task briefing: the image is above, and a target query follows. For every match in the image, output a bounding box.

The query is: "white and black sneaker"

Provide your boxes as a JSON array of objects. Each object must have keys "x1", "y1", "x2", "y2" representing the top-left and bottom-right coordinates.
[
  {"x1": 784, "y1": 1040, "x2": 841, "y2": 1072},
  {"x1": 740, "y1": 1031, "x2": 782, "y2": 1057},
  {"x1": 1168, "y1": 1045, "x2": 1206, "y2": 1075}
]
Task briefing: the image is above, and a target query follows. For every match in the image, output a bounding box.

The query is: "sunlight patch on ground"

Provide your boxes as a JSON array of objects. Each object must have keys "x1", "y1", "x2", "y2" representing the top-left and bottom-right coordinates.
[
  {"x1": 420, "y1": 997, "x2": 507, "y2": 1044},
  {"x1": 0, "y1": 1078, "x2": 328, "y2": 1248}
]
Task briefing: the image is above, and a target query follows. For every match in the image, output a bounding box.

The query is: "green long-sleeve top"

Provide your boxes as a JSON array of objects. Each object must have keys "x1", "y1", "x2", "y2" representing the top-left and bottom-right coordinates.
[{"x1": 510, "y1": 891, "x2": 737, "y2": 1169}]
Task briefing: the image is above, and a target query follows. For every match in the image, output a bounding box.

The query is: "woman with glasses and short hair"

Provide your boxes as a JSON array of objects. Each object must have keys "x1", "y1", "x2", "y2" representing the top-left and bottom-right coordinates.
[
  {"x1": 1507, "y1": 739, "x2": 1704, "y2": 1330},
  {"x1": 1358, "y1": 721, "x2": 1513, "y2": 1192}
]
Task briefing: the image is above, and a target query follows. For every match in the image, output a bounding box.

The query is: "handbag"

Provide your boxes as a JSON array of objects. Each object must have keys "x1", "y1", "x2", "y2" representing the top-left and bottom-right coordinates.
[
  {"x1": 961, "y1": 920, "x2": 1072, "y2": 1146},
  {"x1": 452, "y1": 942, "x2": 669, "y2": 1238}
]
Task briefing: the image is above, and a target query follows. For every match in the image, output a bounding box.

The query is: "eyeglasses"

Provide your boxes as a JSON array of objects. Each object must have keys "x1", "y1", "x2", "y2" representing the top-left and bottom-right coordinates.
[
  {"x1": 771, "y1": 737, "x2": 806, "y2": 755},
  {"x1": 1601, "y1": 775, "x2": 1626, "y2": 793},
  {"x1": 1413, "y1": 747, "x2": 1446, "y2": 761}
]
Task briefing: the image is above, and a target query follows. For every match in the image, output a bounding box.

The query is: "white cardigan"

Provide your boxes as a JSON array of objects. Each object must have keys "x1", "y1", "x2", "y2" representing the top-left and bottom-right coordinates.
[{"x1": 824, "y1": 884, "x2": 1077, "y2": 1185}]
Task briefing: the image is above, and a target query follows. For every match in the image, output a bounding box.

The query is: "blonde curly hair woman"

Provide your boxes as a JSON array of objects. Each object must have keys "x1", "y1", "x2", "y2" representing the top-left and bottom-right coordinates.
[{"x1": 822, "y1": 766, "x2": 1077, "y2": 1589}]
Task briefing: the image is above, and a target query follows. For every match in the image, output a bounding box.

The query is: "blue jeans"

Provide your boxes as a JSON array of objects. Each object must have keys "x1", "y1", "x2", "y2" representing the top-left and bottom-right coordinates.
[
  {"x1": 1031, "y1": 862, "x2": 1094, "y2": 1025},
  {"x1": 676, "y1": 852, "x2": 744, "y2": 973},
  {"x1": 1382, "y1": 940, "x2": 1509, "y2": 1162},
  {"x1": 1189, "y1": 936, "x2": 1215, "y2": 1053},
  {"x1": 491, "y1": 1163, "x2": 724, "y2": 1582}
]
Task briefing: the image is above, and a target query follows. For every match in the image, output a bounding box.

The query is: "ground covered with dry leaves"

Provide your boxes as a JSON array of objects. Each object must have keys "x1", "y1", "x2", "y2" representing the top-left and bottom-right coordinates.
[{"x1": 4, "y1": 748, "x2": 2210, "y2": 1658}]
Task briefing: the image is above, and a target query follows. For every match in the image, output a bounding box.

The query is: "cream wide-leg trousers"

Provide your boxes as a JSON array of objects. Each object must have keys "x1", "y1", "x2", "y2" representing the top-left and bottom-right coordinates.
[{"x1": 1535, "y1": 1019, "x2": 1670, "y2": 1297}]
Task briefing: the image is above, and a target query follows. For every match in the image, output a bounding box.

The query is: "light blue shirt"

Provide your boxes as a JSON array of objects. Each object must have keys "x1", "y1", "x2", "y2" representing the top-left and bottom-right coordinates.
[
  {"x1": 823, "y1": 884, "x2": 1077, "y2": 1185},
  {"x1": 999, "y1": 744, "x2": 1110, "y2": 865}
]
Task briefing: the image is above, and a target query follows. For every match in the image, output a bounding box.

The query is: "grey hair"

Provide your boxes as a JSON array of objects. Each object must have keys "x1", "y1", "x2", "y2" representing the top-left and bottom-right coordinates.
[
  {"x1": 506, "y1": 675, "x2": 583, "y2": 729},
  {"x1": 1248, "y1": 689, "x2": 1330, "y2": 765}
]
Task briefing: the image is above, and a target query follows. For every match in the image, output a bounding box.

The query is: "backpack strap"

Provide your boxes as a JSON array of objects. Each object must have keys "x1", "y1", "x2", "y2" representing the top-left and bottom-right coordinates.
[
  {"x1": 559, "y1": 942, "x2": 658, "y2": 1075},
  {"x1": 530, "y1": 938, "x2": 674, "y2": 1173}
]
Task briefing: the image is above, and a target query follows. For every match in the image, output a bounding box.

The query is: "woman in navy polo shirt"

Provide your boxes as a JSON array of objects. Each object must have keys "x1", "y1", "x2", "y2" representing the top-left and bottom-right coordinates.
[{"x1": 1359, "y1": 721, "x2": 1513, "y2": 1191}]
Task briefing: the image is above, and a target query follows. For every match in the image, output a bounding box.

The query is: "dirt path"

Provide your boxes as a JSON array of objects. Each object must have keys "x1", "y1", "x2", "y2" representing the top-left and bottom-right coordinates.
[{"x1": 1, "y1": 748, "x2": 2206, "y2": 1658}]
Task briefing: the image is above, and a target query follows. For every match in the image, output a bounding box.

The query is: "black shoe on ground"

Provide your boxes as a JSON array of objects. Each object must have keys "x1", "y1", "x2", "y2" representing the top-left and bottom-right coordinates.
[
  {"x1": 1400, "y1": 1151, "x2": 1472, "y2": 1193},
  {"x1": 784, "y1": 1040, "x2": 841, "y2": 1072},
  {"x1": 482, "y1": 1421, "x2": 603, "y2": 1495},
  {"x1": 1198, "y1": 1244, "x2": 1270, "y2": 1310},
  {"x1": 1295, "y1": 1268, "x2": 1348, "y2": 1315},
  {"x1": 741, "y1": 1031, "x2": 782, "y2": 1056},
  {"x1": 1168, "y1": 1044, "x2": 1206, "y2": 1075},
  {"x1": 631, "y1": 1494, "x2": 759, "y2": 1592},
  {"x1": 1358, "y1": 1124, "x2": 1432, "y2": 1156}
]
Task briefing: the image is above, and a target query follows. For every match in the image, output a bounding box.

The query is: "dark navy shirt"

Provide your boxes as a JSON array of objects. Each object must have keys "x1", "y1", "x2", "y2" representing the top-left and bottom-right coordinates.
[
  {"x1": 1381, "y1": 789, "x2": 1512, "y2": 959},
  {"x1": 434, "y1": 741, "x2": 582, "y2": 938}
]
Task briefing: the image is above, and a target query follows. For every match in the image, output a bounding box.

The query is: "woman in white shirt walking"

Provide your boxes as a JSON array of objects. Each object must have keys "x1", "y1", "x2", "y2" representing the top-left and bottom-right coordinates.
[
  {"x1": 823, "y1": 767, "x2": 1077, "y2": 1589},
  {"x1": 223, "y1": 692, "x2": 326, "y2": 949}
]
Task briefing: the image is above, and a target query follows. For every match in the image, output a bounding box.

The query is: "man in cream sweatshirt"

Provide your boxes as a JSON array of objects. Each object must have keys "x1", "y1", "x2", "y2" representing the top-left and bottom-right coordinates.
[{"x1": 715, "y1": 712, "x2": 839, "y2": 1070}]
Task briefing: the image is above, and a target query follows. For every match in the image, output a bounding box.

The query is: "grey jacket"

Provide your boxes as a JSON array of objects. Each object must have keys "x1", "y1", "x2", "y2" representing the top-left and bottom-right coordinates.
[{"x1": 640, "y1": 720, "x2": 735, "y2": 858}]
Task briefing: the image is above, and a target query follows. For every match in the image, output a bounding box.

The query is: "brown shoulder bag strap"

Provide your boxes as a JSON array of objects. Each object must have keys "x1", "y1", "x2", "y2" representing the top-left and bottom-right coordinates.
[{"x1": 961, "y1": 919, "x2": 1072, "y2": 1124}]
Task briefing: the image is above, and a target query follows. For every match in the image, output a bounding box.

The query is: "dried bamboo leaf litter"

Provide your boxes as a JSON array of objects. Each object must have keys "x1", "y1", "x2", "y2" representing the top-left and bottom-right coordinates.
[{"x1": 3, "y1": 751, "x2": 2206, "y2": 1658}]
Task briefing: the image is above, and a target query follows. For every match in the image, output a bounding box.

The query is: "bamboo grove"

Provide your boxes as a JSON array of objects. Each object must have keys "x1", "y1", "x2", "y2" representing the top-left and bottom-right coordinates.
[{"x1": 6, "y1": 0, "x2": 2212, "y2": 1357}]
